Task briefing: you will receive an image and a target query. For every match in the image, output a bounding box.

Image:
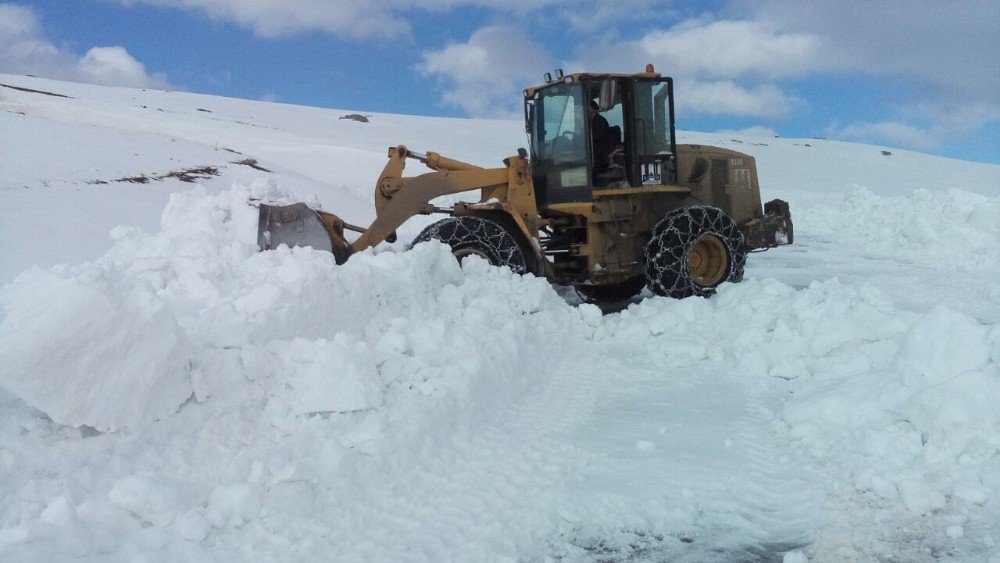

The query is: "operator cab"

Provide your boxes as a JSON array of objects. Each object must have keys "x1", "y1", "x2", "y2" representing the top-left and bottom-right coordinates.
[{"x1": 524, "y1": 68, "x2": 677, "y2": 205}]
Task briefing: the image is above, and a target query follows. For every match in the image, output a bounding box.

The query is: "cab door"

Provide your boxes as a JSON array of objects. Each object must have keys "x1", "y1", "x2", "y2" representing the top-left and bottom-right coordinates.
[{"x1": 527, "y1": 83, "x2": 592, "y2": 205}]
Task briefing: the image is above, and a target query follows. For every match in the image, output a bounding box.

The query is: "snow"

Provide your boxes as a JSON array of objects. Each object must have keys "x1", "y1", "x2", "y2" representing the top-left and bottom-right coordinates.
[
  {"x1": 108, "y1": 473, "x2": 199, "y2": 528},
  {"x1": 2, "y1": 73, "x2": 1000, "y2": 561},
  {"x1": 0, "y1": 269, "x2": 193, "y2": 432}
]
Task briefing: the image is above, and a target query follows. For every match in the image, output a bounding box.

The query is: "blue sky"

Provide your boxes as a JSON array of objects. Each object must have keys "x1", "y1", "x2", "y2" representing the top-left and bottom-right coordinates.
[{"x1": 1, "y1": 1, "x2": 997, "y2": 163}]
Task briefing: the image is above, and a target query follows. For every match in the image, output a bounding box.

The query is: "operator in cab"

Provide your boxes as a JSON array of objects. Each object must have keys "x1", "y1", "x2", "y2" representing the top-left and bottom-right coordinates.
[{"x1": 588, "y1": 99, "x2": 624, "y2": 175}]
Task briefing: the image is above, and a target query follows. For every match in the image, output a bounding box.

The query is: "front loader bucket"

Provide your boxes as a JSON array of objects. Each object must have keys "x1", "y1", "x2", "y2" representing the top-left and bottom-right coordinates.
[{"x1": 257, "y1": 203, "x2": 352, "y2": 264}]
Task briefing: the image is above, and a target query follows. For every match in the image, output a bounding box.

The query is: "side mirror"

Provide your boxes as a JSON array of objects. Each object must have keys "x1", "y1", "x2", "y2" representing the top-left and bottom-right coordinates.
[{"x1": 598, "y1": 79, "x2": 618, "y2": 111}]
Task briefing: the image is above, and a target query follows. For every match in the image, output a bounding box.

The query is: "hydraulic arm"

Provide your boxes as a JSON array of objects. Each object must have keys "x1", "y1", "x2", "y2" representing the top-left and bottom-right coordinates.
[{"x1": 257, "y1": 146, "x2": 509, "y2": 263}]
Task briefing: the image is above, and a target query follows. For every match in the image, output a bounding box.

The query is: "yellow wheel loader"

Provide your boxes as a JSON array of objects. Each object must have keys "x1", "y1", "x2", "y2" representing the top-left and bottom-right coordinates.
[{"x1": 258, "y1": 67, "x2": 793, "y2": 300}]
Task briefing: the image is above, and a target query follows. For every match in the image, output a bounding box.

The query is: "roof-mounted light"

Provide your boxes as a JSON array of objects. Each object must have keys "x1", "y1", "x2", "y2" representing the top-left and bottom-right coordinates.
[
  {"x1": 544, "y1": 72, "x2": 552, "y2": 82},
  {"x1": 645, "y1": 63, "x2": 655, "y2": 73},
  {"x1": 555, "y1": 68, "x2": 564, "y2": 79}
]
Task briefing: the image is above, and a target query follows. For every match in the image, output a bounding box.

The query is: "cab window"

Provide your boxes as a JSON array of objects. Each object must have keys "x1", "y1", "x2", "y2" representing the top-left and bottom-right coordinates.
[{"x1": 531, "y1": 83, "x2": 586, "y2": 166}]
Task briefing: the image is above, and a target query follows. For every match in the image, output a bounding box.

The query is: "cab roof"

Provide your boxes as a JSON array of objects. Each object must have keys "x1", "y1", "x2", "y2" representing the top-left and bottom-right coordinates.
[{"x1": 523, "y1": 70, "x2": 665, "y2": 99}]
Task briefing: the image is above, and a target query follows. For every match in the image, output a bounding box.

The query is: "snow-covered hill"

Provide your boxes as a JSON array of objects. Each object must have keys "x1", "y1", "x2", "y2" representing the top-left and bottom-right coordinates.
[{"x1": 1, "y1": 74, "x2": 998, "y2": 561}]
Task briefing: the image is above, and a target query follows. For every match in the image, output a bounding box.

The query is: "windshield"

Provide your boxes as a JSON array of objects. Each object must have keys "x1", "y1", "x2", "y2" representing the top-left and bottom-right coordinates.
[{"x1": 530, "y1": 83, "x2": 587, "y2": 166}]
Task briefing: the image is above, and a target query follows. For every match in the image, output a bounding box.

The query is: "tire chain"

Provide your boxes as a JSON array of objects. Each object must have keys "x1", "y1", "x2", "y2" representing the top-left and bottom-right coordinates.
[
  {"x1": 413, "y1": 216, "x2": 532, "y2": 274},
  {"x1": 645, "y1": 205, "x2": 747, "y2": 298}
]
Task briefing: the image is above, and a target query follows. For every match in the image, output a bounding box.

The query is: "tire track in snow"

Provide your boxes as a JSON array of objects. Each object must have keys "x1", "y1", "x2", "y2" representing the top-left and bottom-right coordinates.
[
  {"x1": 218, "y1": 327, "x2": 825, "y2": 561},
  {"x1": 721, "y1": 385, "x2": 823, "y2": 555},
  {"x1": 553, "y1": 363, "x2": 823, "y2": 561},
  {"x1": 294, "y1": 349, "x2": 609, "y2": 560}
]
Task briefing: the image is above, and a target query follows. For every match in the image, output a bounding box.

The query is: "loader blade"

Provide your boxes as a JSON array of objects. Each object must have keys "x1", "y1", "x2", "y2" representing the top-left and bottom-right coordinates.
[{"x1": 257, "y1": 203, "x2": 352, "y2": 263}]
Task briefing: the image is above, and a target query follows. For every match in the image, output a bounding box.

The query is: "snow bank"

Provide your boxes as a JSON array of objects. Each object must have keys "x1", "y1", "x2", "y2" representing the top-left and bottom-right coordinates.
[
  {"x1": 770, "y1": 303, "x2": 1000, "y2": 557},
  {"x1": 0, "y1": 182, "x2": 577, "y2": 433},
  {"x1": 597, "y1": 277, "x2": 913, "y2": 380},
  {"x1": 0, "y1": 269, "x2": 193, "y2": 432},
  {"x1": 2, "y1": 183, "x2": 998, "y2": 558},
  {"x1": 0, "y1": 183, "x2": 594, "y2": 557},
  {"x1": 780, "y1": 305, "x2": 1000, "y2": 513},
  {"x1": 0, "y1": 182, "x2": 267, "y2": 432},
  {"x1": 804, "y1": 186, "x2": 1000, "y2": 262},
  {"x1": 594, "y1": 277, "x2": 999, "y2": 554}
]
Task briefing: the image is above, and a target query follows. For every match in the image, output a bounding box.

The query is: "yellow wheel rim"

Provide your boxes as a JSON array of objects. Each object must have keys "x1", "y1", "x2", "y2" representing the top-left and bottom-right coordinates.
[
  {"x1": 689, "y1": 234, "x2": 728, "y2": 286},
  {"x1": 453, "y1": 247, "x2": 491, "y2": 263}
]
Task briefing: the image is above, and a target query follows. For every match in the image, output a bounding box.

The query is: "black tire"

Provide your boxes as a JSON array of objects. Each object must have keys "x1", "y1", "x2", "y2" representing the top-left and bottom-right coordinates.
[
  {"x1": 575, "y1": 275, "x2": 647, "y2": 303},
  {"x1": 645, "y1": 205, "x2": 746, "y2": 298},
  {"x1": 412, "y1": 215, "x2": 536, "y2": 275}
]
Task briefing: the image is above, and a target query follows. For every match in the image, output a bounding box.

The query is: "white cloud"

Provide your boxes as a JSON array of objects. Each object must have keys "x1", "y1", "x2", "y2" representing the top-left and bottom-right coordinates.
[
  {"x1": 911, "y1": 102, "x2": 1000, "y2": 141},
  {"x1": 566, "y1": 19, "x2": 809, "y2": 119},
  {"x1": 829, "y1": 102, "x2": 1000, "y2": 153},
  {"x1": 831, "y1": 121, "x2": 940, "y2": 152},
  {"x1": 566, "y1": 4, "x2": 998, "y2": 146},
  {"x1": 119, "y1": 0, "x2": 410, "y2": 39},
  {"x1": 566, "y1": 17, "x2": 824, "y2": 81},
  {"x1": 639, "y1": 19, "x2": 823, "y2": 80},
  {"x1": 712, "y1": 126, "x2": 779, "y2": 138},
  {"x1": 558, "y1": 0, "x2": 668, "y2": 34},
  {"x1": 423, "y1": 21, "x2": 799, "y2": 120},
  {"x1": 0, "y1": 2, "x2": 36, "y2": 36},
  {"x1": 117, "y1": 0, "x2": 575, "y2": 39},
  {"x1": 735, "y1": 1, "x2": 1000, "y2": 147},
  {"x1": 678, "y1": 79, "x2": 798, "y2": 118},
  {"x1": 416, "y1": 26, "x2": 552, "y2": 118},
  {"x1": 742, "y1": 1, "x2": 1000, "y2": 97},
  {"x1": 77, "y1": 47, "x2": 161, "y2": 88},
  {"x1": 0, "y1": 4, "x2": 168, "y2": 89}
]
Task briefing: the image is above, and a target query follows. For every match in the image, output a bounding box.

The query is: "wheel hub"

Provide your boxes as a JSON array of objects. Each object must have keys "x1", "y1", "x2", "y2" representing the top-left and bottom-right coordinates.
[
  {"x1": 689, "y1": 234, "x2": 728, "y2": 286},
  {"x1": 453, "y1": 247, "x2": 492, "y2": 263}
]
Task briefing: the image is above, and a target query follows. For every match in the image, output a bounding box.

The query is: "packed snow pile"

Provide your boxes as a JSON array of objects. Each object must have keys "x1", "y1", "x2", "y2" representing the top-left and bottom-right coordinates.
[
  {"x1": 0, "y1": 183, "x2": 580, "y2": 432},
  {"x1": 804, "y1": 186, "x2": 1000, "y2": 262},
  {"x1": 781, "y1": 303, "x2": 999, "y2": 511},
  {"x1": 594, "y1": 277, "x2": 1000, "y2": 555},
  {"x1": 1, "y1": 183, "x2": 998, "y2": 559},
  {"x1": 0, "y1": 184, "x2": 595, "y2": 559},
  {"x1": 0, "y1": 271, "x2": 192, "y2": 432}
]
